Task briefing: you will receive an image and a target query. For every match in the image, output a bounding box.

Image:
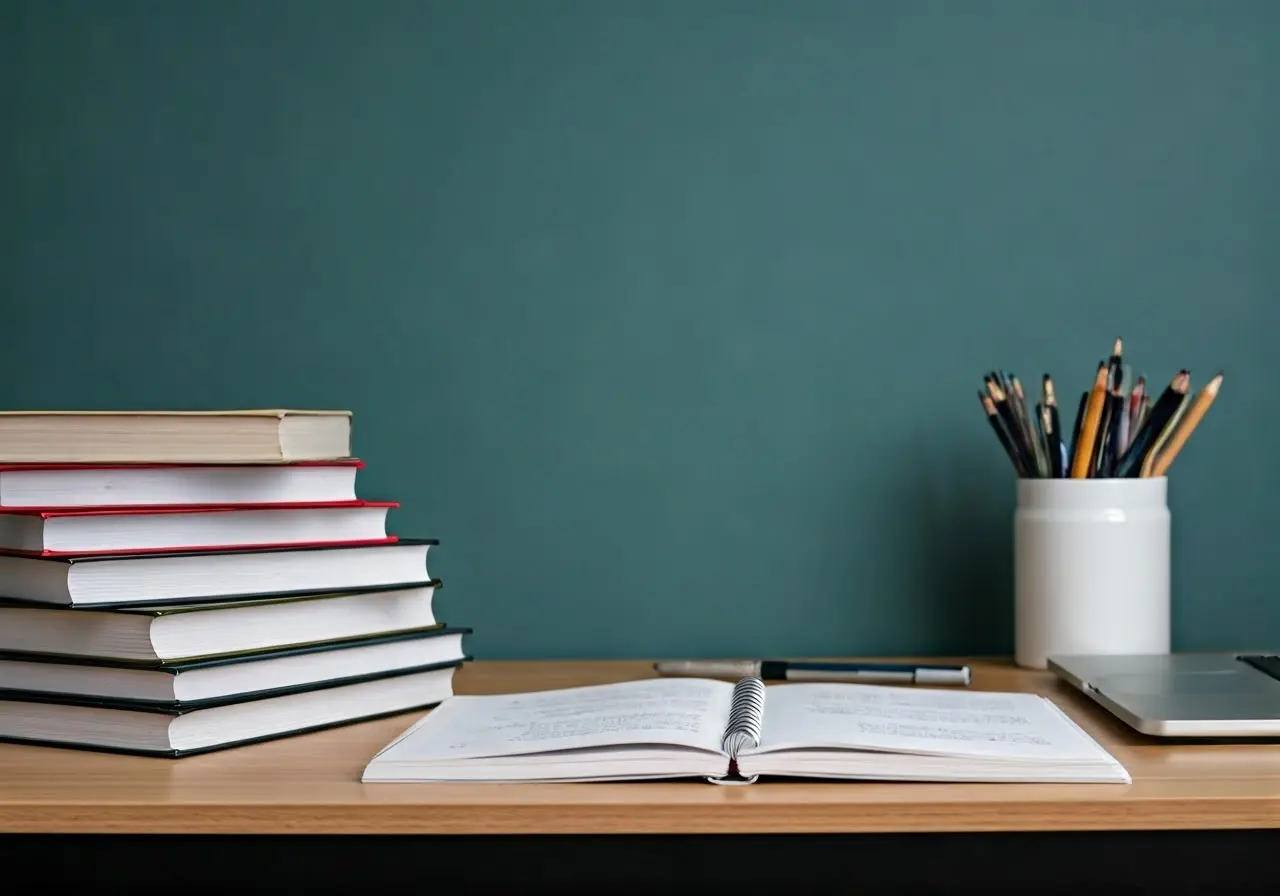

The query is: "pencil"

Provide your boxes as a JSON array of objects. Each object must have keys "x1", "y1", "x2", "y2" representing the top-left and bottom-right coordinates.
[
  {"x1": 989, "y1": 371, "x2": 1012, "y2": 402},
  {"x1": 1011, "y1": 375, "x2": 1047, "y2": 477},
  {"x1": 1140, "y1": 390, "x2": 1189, "y2": 477},
  {"x1": 1095, "y1": 340, "x2": 1125, "y2": 474},
  {"x1": 1070, "y1": 362, "x2": 1109, "y2": 478},
  {"x1": 1117, "y1": 394, "x2": 1131, "y2": 460},
  {"x1": 1043, "y1": 374, "x2": 1064, "y2": 478},
  {"x1": 1101, "y1": 388, "x2": 1125, "y2": 476},
  {"x1": 985, "y1": 378, "x2": 1035, "y2": 475},
  {"x1": 978, "y1": 349, "x2": 1220, "y2": 482},
  {"x1": 1090, "y1": 386, "x2": 1116, "y2": 476},
  {"x1": 980, "y1": 391, "x2": 1025, "y2": 476},
  {"x1": 1069, "y1": 390, "x2": 1087, "y2": 464},
  {"x1": 1127, "y1": 376, "x2": 1146, "y2": 450},
  {"x1": 1135, "y1": 394, "x2": 1152, "y2": 437},
  {"x1": 1115, "y1": 370, "x2": 1190, "y2": 478},
  {"x1": 1107, "y1": 337, "x2": 1124, "y2": 390},
  {"x1": 1039, "y1": 403, "x2": 1061, "y2": 478},
  {"x1": 1147, "y1": 373, "x2": 1221, "y2": 477}
]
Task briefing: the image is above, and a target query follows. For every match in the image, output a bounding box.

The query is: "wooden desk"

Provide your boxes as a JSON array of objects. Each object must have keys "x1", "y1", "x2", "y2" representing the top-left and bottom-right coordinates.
[{"x1": 2, "y1": 658, "x2": 1279, "y2": 890}]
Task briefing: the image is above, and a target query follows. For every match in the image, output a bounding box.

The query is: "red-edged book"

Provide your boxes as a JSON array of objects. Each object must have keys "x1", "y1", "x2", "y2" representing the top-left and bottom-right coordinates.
[
  {"x1": 0, "y1": 459, "x2": 363, "y2": 508},
  {"x1": 0, "y1": 501, "x2": 399, "y2": 557}
]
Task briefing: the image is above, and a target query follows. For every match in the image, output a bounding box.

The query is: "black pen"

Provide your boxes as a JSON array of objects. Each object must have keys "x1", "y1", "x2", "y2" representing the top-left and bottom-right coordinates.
[{"x1": 654, "y1": 659, "x2": 973, "y2": 686}]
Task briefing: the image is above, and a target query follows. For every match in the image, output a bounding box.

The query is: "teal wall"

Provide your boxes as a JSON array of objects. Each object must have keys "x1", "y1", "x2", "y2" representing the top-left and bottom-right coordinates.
[{"x1": 4, "y1": 1, "x2": 1278, "y2": 659}]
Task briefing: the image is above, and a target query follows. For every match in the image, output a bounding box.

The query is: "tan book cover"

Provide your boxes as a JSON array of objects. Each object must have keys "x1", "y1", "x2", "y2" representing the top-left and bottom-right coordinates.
[{"x1": 0, "y1": 409, "x2": 353, "y2": 463}]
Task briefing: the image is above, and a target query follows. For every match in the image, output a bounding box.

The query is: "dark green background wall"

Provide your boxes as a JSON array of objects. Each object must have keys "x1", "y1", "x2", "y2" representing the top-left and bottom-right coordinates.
[{"x1": 3, "y1": 1, "x2": 1277, "y2": 659}]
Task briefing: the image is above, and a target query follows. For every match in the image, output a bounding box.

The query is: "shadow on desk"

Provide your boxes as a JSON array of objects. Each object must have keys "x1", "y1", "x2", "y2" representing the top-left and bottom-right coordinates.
[{"x1": 5, "y1": 830, "x2": 1279, "y2": 894}]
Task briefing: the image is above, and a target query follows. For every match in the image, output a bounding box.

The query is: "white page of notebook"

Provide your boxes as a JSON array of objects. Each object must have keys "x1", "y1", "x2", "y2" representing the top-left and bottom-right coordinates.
[
  {"x1": 746, "y1": 682, "x2": 1115, "y2": 762},
  {"x1": 371, "y1": 678, "x2": 735, "y2": 762}
]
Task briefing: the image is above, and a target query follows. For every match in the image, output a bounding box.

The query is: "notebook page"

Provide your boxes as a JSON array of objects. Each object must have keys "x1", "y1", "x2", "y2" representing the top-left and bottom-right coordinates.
[
  {"x1": 369, "y1": 678, "x2": 735, "y2": 762},
  {"x1": 747, "y1": 682, "x2": 1118, "y2": 762}
]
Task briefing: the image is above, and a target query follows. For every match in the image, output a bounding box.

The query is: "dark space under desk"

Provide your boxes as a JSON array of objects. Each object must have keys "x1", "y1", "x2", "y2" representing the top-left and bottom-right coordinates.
[{"x1": 2, "y1": 659, "x2": 1278, "y2": 893}]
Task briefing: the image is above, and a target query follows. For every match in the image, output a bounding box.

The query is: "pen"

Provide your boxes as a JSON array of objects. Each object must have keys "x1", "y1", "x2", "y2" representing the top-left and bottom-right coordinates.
[{"x1": 653, "y1": 659, "x2": 973, "y2": 686}]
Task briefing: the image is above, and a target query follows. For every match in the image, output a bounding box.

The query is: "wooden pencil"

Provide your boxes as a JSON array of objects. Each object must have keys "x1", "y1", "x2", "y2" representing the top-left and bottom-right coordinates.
[
  {"x1": 1043, "y1": 374, "x2": 1064, "y2": 478},
  {"x1": 1117, "y1": 394, "x2": 1131, "y2": 460},
  {"x1": 985, "y1": 378, "x2": 1035, "y2": 475},
  {"x1": 1069, "y1": 390, "x2": 1087, "y2": 462},
  {"x1": 1140, "y1": 391, "x2": 1188, "y2": 477},
  {"x1": 1127, "y1": 376, "x2": 1146, "y2": 449},
  {"x1": 1011, "y1": 376, "x2": 1047, "y2": 477},
  {"x1": 1106, "y1": 337, "x2": 1123, "y2": 386},
  {"x1": 1114, "y1": 369, "x2": 1189, "y2": 477},
  {"x1": 1147, "y1": 373, "x2": 1223, "y2": 477},
  {"x1": 1102, "y1": 388, "x2": 1125, "y2": 476},
  {"x1": 1070, "y1": 362, "x2": 1109, "y2": 478},
  {"x1": 1135, "y1": 394, "x2": 1152, "y2": 437},
  {"x1": 1090, "y1": 387, "x2": 1120, "y2": 476}
]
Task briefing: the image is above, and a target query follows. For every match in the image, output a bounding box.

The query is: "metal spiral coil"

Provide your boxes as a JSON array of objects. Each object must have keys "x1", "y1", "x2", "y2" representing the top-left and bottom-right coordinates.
[{"x1": 720, "y1": 676, "x2": 765, "y2": 760}]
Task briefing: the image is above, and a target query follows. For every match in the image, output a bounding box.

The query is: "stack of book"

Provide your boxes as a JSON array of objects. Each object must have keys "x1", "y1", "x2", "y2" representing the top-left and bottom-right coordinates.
[{"x1": 0, "y1": 409, "x2": 469, "y2": 756}]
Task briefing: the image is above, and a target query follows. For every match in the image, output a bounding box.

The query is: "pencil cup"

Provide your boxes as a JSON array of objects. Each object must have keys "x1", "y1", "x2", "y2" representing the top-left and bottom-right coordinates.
[{"x1": 1013, "y1": 477, "x2": 1171, "y2": 670}]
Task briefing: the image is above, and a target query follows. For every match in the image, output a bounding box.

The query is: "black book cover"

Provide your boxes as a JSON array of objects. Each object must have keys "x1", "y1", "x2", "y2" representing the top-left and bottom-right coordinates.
[
  {"x1": 0, "y1": 699, "x2": 449, "y2": 758},
  {"x1": 0, "y1": 650, "x2": 470, "y2": 711}
]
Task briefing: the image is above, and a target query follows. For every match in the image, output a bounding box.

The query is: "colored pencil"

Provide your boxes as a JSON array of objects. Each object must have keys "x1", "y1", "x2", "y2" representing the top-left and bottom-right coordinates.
[
  {"x1": 1147, "y1": 373, "x2": 1223, "y2": 477},
  {"x1": 980, "y1": 392, "x2": 1025, "y2": 476},
  {"x1": 1070, "y1": 363, "x2": 1109, "y2": 478},
  {"x1": 977, "y1": 341, "x2": 1222, "y2": 480}
]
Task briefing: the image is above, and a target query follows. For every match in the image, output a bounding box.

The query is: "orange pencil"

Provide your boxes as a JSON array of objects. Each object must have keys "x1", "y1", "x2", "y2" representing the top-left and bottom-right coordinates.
[
  {"x1": 1069, "y1": 362, "x2": 1109, "y2": 478},
  {"x1": 1147, "y1": 373, "x2": 1223, "y2": 477}
]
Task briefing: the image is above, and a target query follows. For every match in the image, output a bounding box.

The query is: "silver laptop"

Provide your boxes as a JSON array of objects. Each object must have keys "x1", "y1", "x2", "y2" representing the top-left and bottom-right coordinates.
[{"x1": 1048, "y1": 652, "x2": 1280, "y2": 737}]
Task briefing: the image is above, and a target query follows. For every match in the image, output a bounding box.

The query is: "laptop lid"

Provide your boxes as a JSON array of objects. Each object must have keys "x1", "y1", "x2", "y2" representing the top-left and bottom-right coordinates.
[{"x1": 1048, "y1": 652, "x2": 1280, "y2": 737}]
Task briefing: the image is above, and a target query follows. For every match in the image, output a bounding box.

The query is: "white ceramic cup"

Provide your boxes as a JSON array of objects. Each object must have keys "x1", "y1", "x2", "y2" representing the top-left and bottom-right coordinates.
[{"x1": 1013, "y1": 476, "x2": 1171, "y2": 670}]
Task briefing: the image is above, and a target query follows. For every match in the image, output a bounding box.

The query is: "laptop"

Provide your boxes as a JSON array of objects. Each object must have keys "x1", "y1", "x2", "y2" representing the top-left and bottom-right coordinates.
[{"x1": 1048, "y1": 652, "x2": 1280, "y2": 737}]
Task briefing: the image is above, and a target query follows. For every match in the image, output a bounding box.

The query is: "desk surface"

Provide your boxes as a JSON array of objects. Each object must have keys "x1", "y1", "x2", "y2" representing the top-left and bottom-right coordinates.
[{"x1": 2, "y1": 658, "x2": 1279, "y2": 834}]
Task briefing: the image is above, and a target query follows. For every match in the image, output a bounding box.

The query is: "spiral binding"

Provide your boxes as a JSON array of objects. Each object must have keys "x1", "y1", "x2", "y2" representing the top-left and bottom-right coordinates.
[
  {"x1": 708, "y1": 677, "x2": 766, "y2": 784},
  {"x1": 720, "y1": 676, "x2": 766, "y2": 761}
]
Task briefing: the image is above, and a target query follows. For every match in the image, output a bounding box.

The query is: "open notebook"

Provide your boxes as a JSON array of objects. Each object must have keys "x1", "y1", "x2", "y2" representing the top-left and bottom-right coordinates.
[{"x1": 361, "y1": 676, "x2": 1130, "y2": 784}]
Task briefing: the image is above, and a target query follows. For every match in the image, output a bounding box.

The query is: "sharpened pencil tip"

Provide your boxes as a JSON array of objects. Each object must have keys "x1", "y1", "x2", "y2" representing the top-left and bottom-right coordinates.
[{"x1": 1112, "y1": 337, "x2": 1123, "y2": 357}]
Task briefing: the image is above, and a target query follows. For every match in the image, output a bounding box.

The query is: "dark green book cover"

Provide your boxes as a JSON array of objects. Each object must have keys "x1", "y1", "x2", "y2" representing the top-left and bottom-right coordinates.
[
  {"x1": 0, "y1": 578, "x2": 443, "y2": 619},
  {"x1": 0, "y1": 627, "x2": 473, "y2": 757}
]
